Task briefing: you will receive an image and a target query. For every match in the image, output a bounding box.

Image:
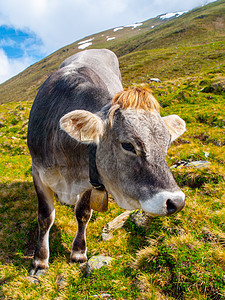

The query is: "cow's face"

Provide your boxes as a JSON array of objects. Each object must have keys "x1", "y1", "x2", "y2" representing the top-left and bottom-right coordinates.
[
  {"x1": 60, "y1": 94, "x2": 186, "y2": 216},
  {"x1": 96, "y1": 109, "x2": 185, "y2": 215}
]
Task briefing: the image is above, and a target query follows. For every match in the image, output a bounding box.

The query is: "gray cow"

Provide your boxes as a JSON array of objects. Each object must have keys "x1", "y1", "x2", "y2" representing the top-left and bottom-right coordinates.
[{"x1": 27, "y1": 49, "x2": 185, "y2": 275}]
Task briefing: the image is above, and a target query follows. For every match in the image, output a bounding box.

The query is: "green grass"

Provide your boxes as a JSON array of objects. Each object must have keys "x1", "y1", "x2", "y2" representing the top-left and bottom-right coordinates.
[{"x1": 0, "y1": 67, "x2": 225, "y2": 298}]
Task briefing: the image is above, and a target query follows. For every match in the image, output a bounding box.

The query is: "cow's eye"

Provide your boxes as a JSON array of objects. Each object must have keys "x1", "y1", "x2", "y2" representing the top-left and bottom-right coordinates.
[{"x1": 121, "y1": 142, "x2": 136, "y2": 154}]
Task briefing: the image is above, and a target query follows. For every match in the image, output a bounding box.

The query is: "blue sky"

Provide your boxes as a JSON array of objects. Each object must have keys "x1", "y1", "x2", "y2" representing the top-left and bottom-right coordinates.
[
  {"x1": 0, "y1": 0, "x2": 217, "y2": 84},
  {"x1": 0, "y1": 26, "x2": 43, "y2": 59}
]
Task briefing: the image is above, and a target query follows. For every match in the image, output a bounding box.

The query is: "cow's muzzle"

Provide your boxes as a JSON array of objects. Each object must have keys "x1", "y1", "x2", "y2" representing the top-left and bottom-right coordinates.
[{"x1": 140, "y1": 191, "x2": 185, "y2": 216}]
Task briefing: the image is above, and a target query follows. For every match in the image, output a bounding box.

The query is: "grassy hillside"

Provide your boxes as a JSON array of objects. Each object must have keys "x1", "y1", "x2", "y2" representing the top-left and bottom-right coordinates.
[
  {"x1": 0, "y1": 0, "x2": 225, "y2": 299},
  {"x1": 109, "y1": 0, "x2": 225, "y2": 56}
]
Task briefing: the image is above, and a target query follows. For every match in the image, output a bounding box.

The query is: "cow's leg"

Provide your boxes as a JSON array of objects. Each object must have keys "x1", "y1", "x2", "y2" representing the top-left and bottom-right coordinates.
[
  {"x1": 70, "y1": 189, "x2": 92, "y2": 263},
  {"x1": 29, "y1": 170, "x2": 55, "y2": 276}
]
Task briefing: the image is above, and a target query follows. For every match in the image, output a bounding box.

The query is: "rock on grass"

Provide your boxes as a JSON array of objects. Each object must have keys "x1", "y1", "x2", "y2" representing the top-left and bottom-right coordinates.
[{"x1": 86, "y1": 255, "x2": 113, "y2": 277}]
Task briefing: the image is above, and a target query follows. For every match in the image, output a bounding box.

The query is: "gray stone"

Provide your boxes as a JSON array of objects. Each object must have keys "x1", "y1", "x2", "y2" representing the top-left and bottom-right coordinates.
[
  {"x1": 92, "y1": 293, "x2": 112, "y2": 299},
  {"x1": 101, "y1": 232, "x2": 114, "y2": 241},
  {"x1": 171, "y1": 160, "x2": 211, "y2": 169},
  {"x1": 86, "y1": 255, "x2": 113, "y2": 277},
  {"x1": 130, "y1": 209, "x2": 151, "y2": 228},
  {"x1": 215, "y1": 140, "x2": 223, "y2": 147}
]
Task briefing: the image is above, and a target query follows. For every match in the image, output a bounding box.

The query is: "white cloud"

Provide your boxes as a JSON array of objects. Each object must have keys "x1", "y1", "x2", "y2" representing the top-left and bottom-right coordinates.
[{"x1": 0, "y1": 48, "x2": 34, "y2": 83}]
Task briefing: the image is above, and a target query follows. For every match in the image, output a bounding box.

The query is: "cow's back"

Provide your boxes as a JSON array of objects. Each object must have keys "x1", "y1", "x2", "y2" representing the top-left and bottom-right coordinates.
[
  {"x1": 27, "y1": 49, "x2": 122, "y2": 169},
  {"x1": 60, "y1": 49, "x2": 122, "y2": 97}
]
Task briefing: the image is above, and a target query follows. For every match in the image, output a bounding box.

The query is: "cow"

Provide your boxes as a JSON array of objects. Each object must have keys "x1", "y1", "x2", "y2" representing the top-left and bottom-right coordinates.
[{"x1": 27, "y1": 49, "x2": 186, "y2": 276}]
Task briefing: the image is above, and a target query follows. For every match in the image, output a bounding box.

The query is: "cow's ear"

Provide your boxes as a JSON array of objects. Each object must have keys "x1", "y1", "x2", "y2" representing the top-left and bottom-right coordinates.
[
  {"x1": 60, "y1": 110, "x2": 104, "y2": 143},
  {"x1": 162, "y1": 115, "x2": 186, "y2": 142}
]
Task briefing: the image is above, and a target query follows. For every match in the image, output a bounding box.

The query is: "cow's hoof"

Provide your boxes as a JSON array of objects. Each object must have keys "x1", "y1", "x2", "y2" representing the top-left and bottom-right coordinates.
[
  {"x1": 29, "y1": 260, "x2": 48, "y2": 277},
  {"x1": 70, "y1": 251, "x2": 87, "y2": 263},
  {"x1": 29, "y1": 268, "x2": 47, "y2": 277},
  {"x1": 29, "y1": 266, "x2": 48, "y2": 277}
]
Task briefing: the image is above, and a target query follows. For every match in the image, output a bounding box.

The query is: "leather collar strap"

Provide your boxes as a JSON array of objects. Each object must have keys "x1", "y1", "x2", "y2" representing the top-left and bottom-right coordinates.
[{"x1": 89, "y1": 144, "x2": 105, "y2": 191}]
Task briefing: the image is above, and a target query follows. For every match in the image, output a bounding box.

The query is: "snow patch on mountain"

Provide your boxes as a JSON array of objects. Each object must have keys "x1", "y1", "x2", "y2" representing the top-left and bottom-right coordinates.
[
  {"x1": 160, "y1": 11, "x2": 187, "y2": 20},
  {"x1": 113, "y1": 27, "x2": 124, "y2": 32},
  {"x1": 78, "y1": 38, "x2": 94, "y2": 45},
  {"x1": 78, "y1": 42, "x2": 92, "y2": 49},
  {"x1": 125, "y1": 23, "x2": 143, "y2": 29},
  {"x1": 107, "y1": 37, "x2": 115, "y2": 41},
  {"x1": 113, "y1": 22, "x2": 143, "y2": 32}
]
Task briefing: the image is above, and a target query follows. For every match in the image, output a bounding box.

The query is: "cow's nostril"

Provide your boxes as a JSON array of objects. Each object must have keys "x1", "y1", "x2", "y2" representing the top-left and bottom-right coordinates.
[{"x1": 166, "y1": 199, "x2": 177, "y2": 214}]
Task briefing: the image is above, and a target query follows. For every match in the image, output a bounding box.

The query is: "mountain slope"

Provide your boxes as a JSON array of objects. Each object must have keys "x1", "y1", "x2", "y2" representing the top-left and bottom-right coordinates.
[
  {"x1": 109, "y1": 0, "x2": 225, "y2": 56},
  {"x1": 0, "y1": 0, "x2": 224, "y2": 104}
]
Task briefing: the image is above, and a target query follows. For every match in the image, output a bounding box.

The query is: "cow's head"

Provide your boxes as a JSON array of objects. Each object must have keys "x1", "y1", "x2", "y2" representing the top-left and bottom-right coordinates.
[{"x1": 60, "y1": 87, "x2": 186, "y2": 216}]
